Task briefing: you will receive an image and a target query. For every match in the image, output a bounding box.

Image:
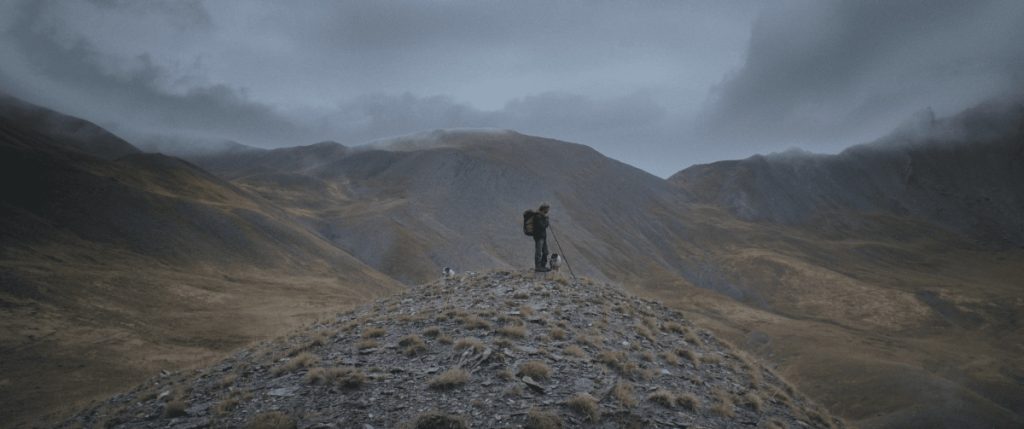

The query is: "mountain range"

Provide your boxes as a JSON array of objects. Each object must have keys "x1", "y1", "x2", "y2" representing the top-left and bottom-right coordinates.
[{"x1": 0, "y1": 92, "x2": 1021, "y2": 428}]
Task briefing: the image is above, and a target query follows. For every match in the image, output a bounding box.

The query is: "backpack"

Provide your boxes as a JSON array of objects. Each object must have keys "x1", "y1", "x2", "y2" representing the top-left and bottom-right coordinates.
[{"x1": 523, "y1": 210, "x2": 536, "y2": 236}]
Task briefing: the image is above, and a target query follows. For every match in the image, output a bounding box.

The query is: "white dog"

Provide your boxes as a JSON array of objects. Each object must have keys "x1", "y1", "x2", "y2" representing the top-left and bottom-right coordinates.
[
  {"x1": 549, "y1": 254, "x2": 562, "y2": 272},
  {"x1": 442, "y1": 267, "x2": 456, "y2": 279}
]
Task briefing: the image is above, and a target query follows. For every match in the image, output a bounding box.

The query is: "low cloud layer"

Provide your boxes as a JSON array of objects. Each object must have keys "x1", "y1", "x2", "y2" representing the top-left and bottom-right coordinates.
[
  {"x1": 1, "y1": 1, "x2": 1021, "y2": 176},
  {"x1": 700, "y1": 0, "x2": 1024, "y2": 156}
]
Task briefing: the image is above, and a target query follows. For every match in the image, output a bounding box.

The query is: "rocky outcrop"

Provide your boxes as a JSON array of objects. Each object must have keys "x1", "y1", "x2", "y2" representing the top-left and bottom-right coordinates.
[{"x1": 61, "y1": 271, "x2": 840, "y2": 428}]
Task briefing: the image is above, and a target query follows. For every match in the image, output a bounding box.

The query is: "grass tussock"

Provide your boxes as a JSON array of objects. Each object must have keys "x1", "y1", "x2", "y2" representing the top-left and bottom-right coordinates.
[
  {"x1": 519, "y1": 305, "x2": 535, "y2": 317},
  {"x1": 453, "y1": 337, "x2": 485, "y2": 353},
  {"x1": 405, "y1": 411, "x2": 469, "y2": 429},
  {"x1": 460, "y1": 314, "x2": 492, "y2": 330},
  {"x1": 362, "y1": 327, "x2": 386, "y2": 338},
  {"x1": 566, "y1": 393, "x2": 600, "y2": 422},
  {"x1": 647, "y1": 389, "x2": 676, "y2": 408},
  {"x1": 661, "y1": 351, "x2": 680, "y2": 365},
  {"x1": 422, "y1": 326, "x2": 441, "y2": 337},
  {"x1": 676, "y1": 348, "x2": 700, "y2": 365},
  {"x1": 357, "y1": 339, "x2": 379, "y2": 350},
  {"x1": 563, "y1": 344, "x2": 586, "y2": 358},
  {"x1": 635, "y1": 324, "x2": 656, "y2": 342},
  {"x1": 217, "y1": 373, "x2": 238, "y2": 389},
  {"x1": 742, "y1": 391, "x2": 764, "y2": 412},
  {"x1": 273, "y1": 352, "x2": 319, "y2": 375},
  {"x1": 548, "y1": 327, "x2": 567, "y2": 341},
  {"x1": 684, "y1": 331, "x2": 702, "y2": 347},
  {"x1": 525, "y1": 408, "x2": 563, "y2": 429},
  {"x1": 304, "y1": 366, "x2": 367, "y2": 388},
  {"x1": 664, "y1": 321, "x2": 686, "y2": 334},
  {"x1": 612, "y1": 381, "x2": 637, "y2": 408},
  {"x1": 497, "y1": 325, "x2": 527, "y2": 338},
  {"x1": 677, "y1": 392, "x2": 699, "y2": 411},
  {"x1": 428, "y1": 368, "x2": 470, "y2": 390},
  {"x1": 245, "y1": 411, "x2": 297, "y2": 429},
  {"x1": 712, "y1": 389, "x2": 735, "y2": 417},
  {"x1": 164, "y1": 400, "x2": 187, "y2": 417},
  {"x1": 518, "y1": 360, "x2": 552, "y2": 380},
  {"x1": 399, "y1": 335, "x2": 427, "y2": 356},
  {"x1": 213, "y1": 396, "x2": 239, "y2": 416}
]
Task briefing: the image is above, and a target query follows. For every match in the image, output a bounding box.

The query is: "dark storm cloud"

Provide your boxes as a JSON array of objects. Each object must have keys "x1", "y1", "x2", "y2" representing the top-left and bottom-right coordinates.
[
  {"x1": 700, "y1": 0, "x2": 1024, "y2": 156},
  {"x1": 0, "y1": 0, "x2": 312, "y2": 145},
  {"x1": 1, "y1": 0, "x2": 1020, "y2": 177}
]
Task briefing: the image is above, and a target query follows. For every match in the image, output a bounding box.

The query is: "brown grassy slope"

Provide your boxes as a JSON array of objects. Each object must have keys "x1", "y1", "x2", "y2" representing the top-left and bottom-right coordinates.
[
  {"x1": 0, "y1": 115, "x2": 400, "y2": 427},
  {"x1": 640, "y1": 204, "x2": 1024, "y2": 429},
  {"x1": 188, "y1": 125, "x2": 1024, "y2": 427}
]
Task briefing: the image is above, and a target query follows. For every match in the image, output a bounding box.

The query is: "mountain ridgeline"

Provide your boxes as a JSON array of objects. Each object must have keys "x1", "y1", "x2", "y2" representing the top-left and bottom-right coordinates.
[
  {"x1": 671, "y1": 99, "x2": 1024, "y2": 247},
  {"x1": 1, "y1": 92, "x2": 1022, "y2": 428}
]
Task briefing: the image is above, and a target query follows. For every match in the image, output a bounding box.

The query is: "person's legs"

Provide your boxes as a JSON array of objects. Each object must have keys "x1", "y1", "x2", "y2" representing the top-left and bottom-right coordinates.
[{"x1": 534, "y1": 237, "x2": 549, "y2": 270}]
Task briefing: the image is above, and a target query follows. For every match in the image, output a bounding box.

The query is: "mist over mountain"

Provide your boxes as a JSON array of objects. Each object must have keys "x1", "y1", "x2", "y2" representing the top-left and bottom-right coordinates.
[{"x1": 672, "y1": 97, "x2": 1024, "y2": 247}]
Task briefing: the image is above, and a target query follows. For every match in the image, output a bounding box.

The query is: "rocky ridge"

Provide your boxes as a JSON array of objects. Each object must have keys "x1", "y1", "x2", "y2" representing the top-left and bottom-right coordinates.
[{"x1": 62, "y1": 271, "x2": 840, "y2": 428}]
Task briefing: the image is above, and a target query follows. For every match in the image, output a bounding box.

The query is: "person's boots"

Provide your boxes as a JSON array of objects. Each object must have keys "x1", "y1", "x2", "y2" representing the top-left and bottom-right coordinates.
[{"x1": 535, "y1": 266, "x2": 550, "y2": 272}]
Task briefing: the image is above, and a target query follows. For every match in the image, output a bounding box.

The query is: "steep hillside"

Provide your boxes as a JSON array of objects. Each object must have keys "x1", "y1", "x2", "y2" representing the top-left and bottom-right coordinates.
[
  {"x1": 61, "y1": 271, "x2": 841, "y2": 429},
  {"x1": 0, "y1": 93, "x2": 140, "y2": 160},
  {"x1": 0, "y1": 98, "x2": 400, "y2": 427},
  {"x1": 665, "y1": 100, "x2": 1024, "y2": 428},
  {"x1": 190, "y1": 130, "x2": 699, "y2": 286},
  {"x1": 670, "y1": 98, "x2": 1024, "y2": 247},
  {"x1": 182, "y1": 112, "x2": 1024, "y2": 428}
]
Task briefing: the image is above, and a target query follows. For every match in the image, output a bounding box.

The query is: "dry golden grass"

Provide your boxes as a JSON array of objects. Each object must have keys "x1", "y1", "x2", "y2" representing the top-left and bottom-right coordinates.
[
  {"x1": 661, "y1": 351, "x2": 680, "y2": 365},
  {"x1": 453, "y1": 337, "x2": 485, "y2": 353},
  {"x1": 677, "y1": 392, "x2": 699, "y2": 411},
  {"x1": 640, "y1": 351, "x2": 655, "y2": 362},
  {"x1": 676, "y1": 347, "x2": 700, "y2": 365},
  {"x1": 438, "y1": 335, "x2": 453, "y2": 345},
  {"x1": 647, "y1": 389, "x2": 676, "y2": 408},
  {"x1": 308, "y1": 331, "x2": 328, "y2": 348},
  {"x1": 304, "y1": 367, "x2": 366, "y2": 388},
  {"x1": 245, "y1": 411, "x2": 296, "y2": 429},
  {"x1": 741, "y1": 391, "x2": 764, "y2": 412},
  {"x1": 636, "y1": 324, "x2": 656, "y2": 342},
  {"x1": 612, "y1": 381, "x2": 637, "y2": 407},
  {"x1": 684, "y1": 331, "x2": 702, "y2": 346},
  {"x1": 399, "y1": 335, "x2": 427, "y2": 356},
  {"x1": 422, "y1": 326, "x2": 441, "y2": 337},
  {"x1": 712, "y1": 389, "x2": 735, "y2": 417},
  {"x1": 356, "y1": 339, "x2": 379, "y2": 350},
  {"x1": 272, "y1": 352, "x2": 319, "y2": 375},
  {"x1": 459, "y1": 315, "x2": 491, "y2": 330},
  {"x1": 519, "y1": 305, "x2": 535, "y2": 317},
  {"x1": 563, "y1": 344, "x2": 586, "y2": 358},
  {"x1": 498, "y1": 368, "x2": 515, "y2": 381},
  {"x1": 518, "y1": 360, "x2": 551, "y2": 380},
  {"x1": 406, "y1": 411, "x2": 468, "y2": 429},
  {"x1": 513, "y1": 292, "x2": 530, "y2": 299},
  {"x1": 213, "y1": 396, "x2": 239, "y2": 416},
  {"x1": 548, "y1": 327, "x2": 567, "y2": 341},
  {"x1": 497, "y1": 325, "x2": 528, "y2": 338},
  {"x1": 566, "y1": 393, "x2": 600, "y2": 422},
  {"x1": 664, "y1": 321, "x2": 686, "y2": 334},
  {"x1": 217, "y1": 373, "x2": 238, "y2": 389},
  {"x1": 362, "y1": 327, "x2": 386, "y2": 338},
  {"x1": 429, "y1": 368, "x2": 470, "y2": 390},
  {"x1": 524, "y1": 408, "x2": 563, "y2": 429},
  {"x1": 164, "y1": 399, "x2": 187, "y2": 417}
]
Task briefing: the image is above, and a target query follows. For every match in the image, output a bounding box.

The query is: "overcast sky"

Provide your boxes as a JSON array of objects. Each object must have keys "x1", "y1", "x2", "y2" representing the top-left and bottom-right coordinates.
[{"x1": 1, "y1": 0, "x2": 1021, "y2": 177}]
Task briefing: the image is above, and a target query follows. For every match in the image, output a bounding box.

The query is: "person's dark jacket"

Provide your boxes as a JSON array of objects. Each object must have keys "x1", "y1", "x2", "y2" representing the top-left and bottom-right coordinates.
[{"x1": 533, "y1": 212, "x2": 549, "y2": 239}]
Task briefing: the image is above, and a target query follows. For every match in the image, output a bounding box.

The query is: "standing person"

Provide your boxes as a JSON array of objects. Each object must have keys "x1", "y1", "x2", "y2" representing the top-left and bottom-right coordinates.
[{"x1": 532, "y1": 203, "x2": 551, "y2": 272}]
